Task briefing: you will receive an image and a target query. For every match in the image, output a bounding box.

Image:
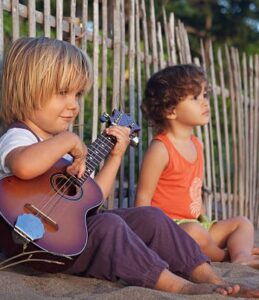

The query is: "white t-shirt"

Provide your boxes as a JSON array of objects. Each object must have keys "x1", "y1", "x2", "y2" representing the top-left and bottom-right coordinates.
[{"x1": 0, "y1": 128, "x2": 72, "y2": 180}]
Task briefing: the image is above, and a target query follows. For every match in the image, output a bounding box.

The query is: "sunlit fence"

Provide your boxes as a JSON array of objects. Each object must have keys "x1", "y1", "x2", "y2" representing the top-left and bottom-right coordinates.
[{"x1": 1, "y1": 0, "x2": 259, "y2": 227}]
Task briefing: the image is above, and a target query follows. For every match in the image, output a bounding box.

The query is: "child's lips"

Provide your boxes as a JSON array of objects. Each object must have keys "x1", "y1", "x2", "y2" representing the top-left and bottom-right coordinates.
[
  {"x1": 61, "y1": 116, "x2": 74, "y2": 122},
  {"x1": 202, "y1": 110, "x2": 210, "y2": 116}
]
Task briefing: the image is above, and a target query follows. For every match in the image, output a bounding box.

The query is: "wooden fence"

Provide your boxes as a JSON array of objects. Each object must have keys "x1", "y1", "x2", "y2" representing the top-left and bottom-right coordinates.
[{"x1": 0, "y1": 0, "x2": 259, "y2": 226}]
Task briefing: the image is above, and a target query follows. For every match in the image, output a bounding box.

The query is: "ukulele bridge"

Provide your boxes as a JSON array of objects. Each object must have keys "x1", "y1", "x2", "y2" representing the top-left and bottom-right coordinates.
[{"x1": 24, "y1": 204, "x2": 58, "y2": 231}]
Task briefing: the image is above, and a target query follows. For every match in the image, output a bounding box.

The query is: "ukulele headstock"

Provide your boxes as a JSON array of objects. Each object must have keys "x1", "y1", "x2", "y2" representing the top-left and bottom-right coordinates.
[{"x1": 100, "y1": 109, "x2": 140, "y2": 147}]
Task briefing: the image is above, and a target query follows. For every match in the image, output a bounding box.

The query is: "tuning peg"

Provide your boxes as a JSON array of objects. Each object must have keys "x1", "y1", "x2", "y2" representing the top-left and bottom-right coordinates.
[
  {"x1": 130, "y1": 135, "x2": 139, "y2": 147},
  {"x1": 99, "y1": 112, "x2": 110, "y2": 123}
]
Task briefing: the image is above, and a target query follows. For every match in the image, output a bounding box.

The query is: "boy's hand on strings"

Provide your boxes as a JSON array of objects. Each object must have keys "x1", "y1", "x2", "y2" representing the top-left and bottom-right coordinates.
[
  {"x1": 106, "y1": 126, "x2": 130, "y2": 158},
  {"x1": 66, "y1": 134, "x2": 88, "y2": 178}
]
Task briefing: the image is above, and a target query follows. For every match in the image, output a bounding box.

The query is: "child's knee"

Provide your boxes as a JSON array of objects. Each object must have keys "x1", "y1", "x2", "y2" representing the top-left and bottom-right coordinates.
[
  {"x1": 235, "y1": 216, "x2": 254, "y2": 232},
  {"x1": 137, "y1": 206, "x2": 167, "y2": 225},
  {"x1": 92, "y1": 213, "x2": 126, "y2": 237},
  {"x1": 181, "y1": 223, "x2": 210, "y2": 247}
]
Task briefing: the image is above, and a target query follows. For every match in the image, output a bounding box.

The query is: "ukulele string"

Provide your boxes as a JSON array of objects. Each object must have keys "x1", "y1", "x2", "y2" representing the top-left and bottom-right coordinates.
[{"x1": 33, "y1": 134, "x2": 115, "y2": 220}]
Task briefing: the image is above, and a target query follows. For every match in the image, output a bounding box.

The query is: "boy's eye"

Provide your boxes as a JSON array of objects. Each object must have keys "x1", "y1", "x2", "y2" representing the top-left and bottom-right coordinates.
[
  {"x1": 76, "y1": 91, "x2": 84, "y2": 98},
  {"x1": 59, "y1": 90, "x2": 68, "y2": 96}
]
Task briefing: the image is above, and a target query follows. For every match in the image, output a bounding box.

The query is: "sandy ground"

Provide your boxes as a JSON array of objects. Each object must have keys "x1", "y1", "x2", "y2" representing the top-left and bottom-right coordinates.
[{"x1": 0, "y1": 230, "x2": 258, "y2": 300}]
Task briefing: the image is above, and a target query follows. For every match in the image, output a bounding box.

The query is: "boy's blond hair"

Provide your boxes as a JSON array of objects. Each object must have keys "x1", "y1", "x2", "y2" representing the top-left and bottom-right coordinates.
[{"x1": 0, "y1": 37, "x2": 92, "y2": 124}]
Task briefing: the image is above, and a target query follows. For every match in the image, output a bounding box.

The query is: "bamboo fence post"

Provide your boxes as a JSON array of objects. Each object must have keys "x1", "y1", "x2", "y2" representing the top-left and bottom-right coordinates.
[
  {"x1": 253, "y1": 56, "x2": 258, "y2": 225},
  {"x1": 141, "y1": 0, "x2": 152, "y2": 145},
  {"x1": 28, "y1": 0, "x2": 36, "y2": 37},
  {"x1": 81, "y1": 0, "x2": 88, "y2": 52},
  {"x1": 193, "y1": 57, "x2": 203, "y2": 144},
  {"x1": 177, "y1": 21, "x2": 189, "y2": 63},
  {"x1": 12, "y1": 0, "x2": 19, "y2": 41},
  {"x1": 119, "y1": 0, "x2": 126, "y2": 113},
  {"x1": 157, "y1": 21, "x2": 165, "y2": 69},
  {"x1": 101, "y1": 0, "x2": 108, "y2": 118},
  {"x1": 147, "y1": 0, "x2": 158, "y2": 144},
  {"x1": 232, "y1": 48, "x2": 245, "y2": 215},
  {"x1": 69, "y1": 0, "x2": 76, "y2": 45},
  {"x1": 248, "y1": 55, "x2": 255, "y2": 220},
  {"x1": 183, "y1": 23, "x2": 191, "y2": 63},
  {"x1": 128, "y1": 0, "x2": 136, "y2": 207},
  {"x1": 209, "y1": 41, "x2": 226, "y2": 219},
  {"x1": 175, "y1": 25, "x2": 183, "y2": 64},
  {"x1": 218, "y1": 48, "x2": 232, "y2": 217},
  {"x1": 107, "y1": 0, "x2": 121, "y2": 209},
  {"x1": 162, "y1": 6, "x2": 170, "y2": 65},
  {"x1": 242, "y1": 53, "x2": 250, "y2": 217},
  {"x1": 44, "y1": 0, "x2": 51, "y2": 38},
  {"x1": 112, "y1": 0, "x2": 121, "y2": 109},
  {"x1": 0, "y1": 0, "x2": 3, "y2": 60},
  {"x1": 135, "y1": 0, "x2": 143, "y2": 171},
  {"x1": 253, "y1": 55, "x2": 259, "y2": 225},
  {"x1": 141, "y1": 0, "x2": 150, "y2": 81},
  {"x1": 168, "y1": 13, "x2": 177, "y2": 65},
  {"x1": 200, "y1": 40, "x2": 213, "y2": 219},
  {"x1": 225, "y1": 45, "x2": 238, "y2": 216},
  {"x1": 92, "y1": 0, "x2": 99, "y2": 142},
  {"x1": 56, "y1": 0, "x2": 63, "y2": 40},
  {"x1": 150, "y1": 0, "x2": 158, "y2": 73},
  {"x1": 119, "y1": 0, "x2": 126, "y2": 208},
  {"x1": 78, "y1": 0, "x2": 88, "y2": 141},
  {"x1": 100, "y1": 0, "x2": 108, "y2": 141}
]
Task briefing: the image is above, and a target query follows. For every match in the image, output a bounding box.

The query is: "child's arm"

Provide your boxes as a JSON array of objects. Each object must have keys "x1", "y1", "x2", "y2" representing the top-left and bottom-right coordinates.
[
  {"x1": 6, "y1": 131, "x2": 87, "y2": 180},
  {"x1": 95, "y1": 126, "x2": 130, "y2": 199},
  {"x1": 135, "y1": 140, "x2": 168, "y2": 206},
  {"x1": 201, "y1": 203, "x2": 206, "y2": 215}
]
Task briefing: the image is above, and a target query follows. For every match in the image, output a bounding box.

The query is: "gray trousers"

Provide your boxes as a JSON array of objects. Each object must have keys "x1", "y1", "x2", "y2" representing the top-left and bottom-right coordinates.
[{"x1": 67, "y1": 206, "x2": 208, "y2": 288}]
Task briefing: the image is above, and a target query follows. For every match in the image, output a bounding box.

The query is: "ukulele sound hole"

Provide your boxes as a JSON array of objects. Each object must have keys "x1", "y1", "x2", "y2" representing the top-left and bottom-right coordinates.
[{"x1": 51, "y1": 173, "x2": 82, "y2": 200}]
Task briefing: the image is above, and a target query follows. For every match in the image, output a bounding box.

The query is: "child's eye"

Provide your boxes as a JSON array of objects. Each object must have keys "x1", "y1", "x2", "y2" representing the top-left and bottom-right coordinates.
[
  {"x1": 203, "y1": 91, "x2": 211, "y2": 99},
  {"x1": 76, "y1": 91, "x2": 84, "y2": 98},
  {"x1": 59, "y1": 90, "x2": 68, "y2": 96}
]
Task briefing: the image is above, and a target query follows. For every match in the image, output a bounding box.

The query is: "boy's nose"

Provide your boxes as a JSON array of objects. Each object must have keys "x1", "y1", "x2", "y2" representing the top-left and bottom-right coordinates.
[{"x1": 67, "y1": 96, "x2": 79, "y2": 110}]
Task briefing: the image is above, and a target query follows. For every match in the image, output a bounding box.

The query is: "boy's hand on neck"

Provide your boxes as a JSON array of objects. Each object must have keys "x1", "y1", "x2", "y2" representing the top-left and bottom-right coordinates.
[{"x1": 105, "y1": 126, "x2": 130, "y2": 159}]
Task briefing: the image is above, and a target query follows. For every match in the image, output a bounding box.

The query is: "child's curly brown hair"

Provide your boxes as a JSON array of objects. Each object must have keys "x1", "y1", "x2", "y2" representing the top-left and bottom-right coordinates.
[{"x1": 141, "y1": 64, "x2": 208, "y2": 133}]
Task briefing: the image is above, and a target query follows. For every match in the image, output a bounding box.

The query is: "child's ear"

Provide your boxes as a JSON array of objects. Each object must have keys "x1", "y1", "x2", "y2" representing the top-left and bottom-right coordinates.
[{"x1": 166, "y1": 108, "x2": 177, "y2": 120}]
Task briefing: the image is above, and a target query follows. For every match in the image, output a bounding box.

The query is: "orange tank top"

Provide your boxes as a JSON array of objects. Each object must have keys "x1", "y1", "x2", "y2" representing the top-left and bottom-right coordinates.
[{"x1": 151, "y1": 134, "x2": 204, "y2": 219}]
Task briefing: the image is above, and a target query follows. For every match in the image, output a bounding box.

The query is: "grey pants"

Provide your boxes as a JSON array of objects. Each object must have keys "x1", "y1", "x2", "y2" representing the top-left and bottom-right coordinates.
[{"x1": 67, "y1": 206, "x2": 208, "y2": 288}]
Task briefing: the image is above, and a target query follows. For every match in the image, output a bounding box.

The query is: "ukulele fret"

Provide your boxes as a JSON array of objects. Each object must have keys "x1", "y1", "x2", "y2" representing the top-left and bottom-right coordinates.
[{"x1": 77, "y1": 134, "x2": 116, "y2": 185}]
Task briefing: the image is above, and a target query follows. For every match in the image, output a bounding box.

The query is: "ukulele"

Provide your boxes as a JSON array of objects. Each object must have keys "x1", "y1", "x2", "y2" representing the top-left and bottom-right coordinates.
[{"x1": 0, "y1": 110, "x2": 140, "y2": 268}]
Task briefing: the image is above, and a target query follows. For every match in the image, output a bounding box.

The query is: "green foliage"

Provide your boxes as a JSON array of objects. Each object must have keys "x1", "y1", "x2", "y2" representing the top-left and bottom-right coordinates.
[{"x1": 156, "y1": 0, "x2": 259, "y2": 56}]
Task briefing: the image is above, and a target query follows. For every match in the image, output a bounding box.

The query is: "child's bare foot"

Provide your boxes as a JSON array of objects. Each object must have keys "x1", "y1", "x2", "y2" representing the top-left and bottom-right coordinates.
[
  {"x1": 181, "y1": 282, "x2": 259, "y2": 297},
  {"x1": 240, "y1": 259, "x2": 259, "y2": 270},
  {"x1": 191, "y1": 261, "x2": 228, "y2": 285},
  {"x1": 237, "y1": 287, "x2": 259, "y2": 298},
  {"x1": 180, "y1": 282, "x2": 241, "y2": 296},
  {"x1": 233, "y1": 255, "x2": 259, "y2": 270}
]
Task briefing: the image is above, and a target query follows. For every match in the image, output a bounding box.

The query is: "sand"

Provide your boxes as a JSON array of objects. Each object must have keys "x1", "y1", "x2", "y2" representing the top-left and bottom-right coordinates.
[{"x1": 0, "y1": 230, "x2": 258, "y2": 300}]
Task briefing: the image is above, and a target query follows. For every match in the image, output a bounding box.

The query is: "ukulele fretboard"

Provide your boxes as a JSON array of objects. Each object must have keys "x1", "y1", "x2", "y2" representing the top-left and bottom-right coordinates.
[{"x1": 74, "y1": 134, "x2": 116, "y2": 186}]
